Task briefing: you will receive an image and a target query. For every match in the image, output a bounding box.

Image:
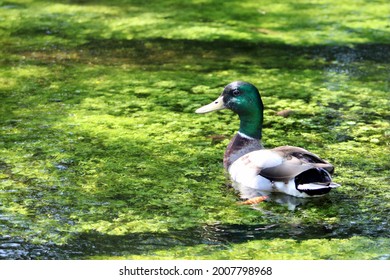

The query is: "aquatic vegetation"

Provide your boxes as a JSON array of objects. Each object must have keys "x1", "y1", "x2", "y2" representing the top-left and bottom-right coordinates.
[{"x1": 0, "y1": 0, "x2": 389, "y2": 259}]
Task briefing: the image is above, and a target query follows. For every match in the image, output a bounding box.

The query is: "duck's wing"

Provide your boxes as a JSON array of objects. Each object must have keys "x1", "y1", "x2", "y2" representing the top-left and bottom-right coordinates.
[
  {"x1": 272, "y1": 146, "x2": 334, "y2": 173},
  {"x1": 258, "y1": 146, "x2": 335, "y2": 182}
]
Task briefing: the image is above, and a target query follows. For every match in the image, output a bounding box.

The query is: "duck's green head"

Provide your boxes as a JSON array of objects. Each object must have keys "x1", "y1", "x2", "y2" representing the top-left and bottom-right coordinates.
[{"x1": 196, "y1": 81, "x2": 264, "y2": 139}]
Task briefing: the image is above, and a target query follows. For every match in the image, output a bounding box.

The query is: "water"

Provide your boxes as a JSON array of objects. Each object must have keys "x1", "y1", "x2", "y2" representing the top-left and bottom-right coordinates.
[
  {"x1": 1, "y1": 42, "x2": 390, "y2": 259},
  {"x1": 1, "y1": 209, "x2": 388, "y2": 259},
  {"x1": 1, "y1": 0, "x2": 389, "y2": 260}
]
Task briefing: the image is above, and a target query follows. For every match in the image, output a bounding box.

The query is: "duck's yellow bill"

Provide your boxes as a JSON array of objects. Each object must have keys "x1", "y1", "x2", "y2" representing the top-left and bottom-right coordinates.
[{"x1": 195, "y1": 96, "x2": 225, "y2": 114}]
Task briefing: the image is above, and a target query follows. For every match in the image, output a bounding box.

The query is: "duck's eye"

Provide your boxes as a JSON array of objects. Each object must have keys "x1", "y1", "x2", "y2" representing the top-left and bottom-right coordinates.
[{"x1": 232, "y1": 89, "x2": 240, "y2": 96}]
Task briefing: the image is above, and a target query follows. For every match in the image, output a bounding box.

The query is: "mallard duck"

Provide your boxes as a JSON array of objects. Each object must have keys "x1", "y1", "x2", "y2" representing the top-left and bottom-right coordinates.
[{"x1": 196, "y1": 81, "x2": 340, "y2": 200}]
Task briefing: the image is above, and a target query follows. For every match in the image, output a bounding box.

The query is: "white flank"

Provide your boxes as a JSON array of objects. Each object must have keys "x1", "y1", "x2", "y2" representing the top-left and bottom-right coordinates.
[{"x1": 228, "y1": 150, "x2": 283, "y2": 192}]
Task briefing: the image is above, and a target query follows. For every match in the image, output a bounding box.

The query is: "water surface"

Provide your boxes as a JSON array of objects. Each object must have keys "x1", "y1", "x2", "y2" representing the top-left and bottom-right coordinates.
[{"x1": 0, "y1": 0, "x2": 389, "y2": 260}]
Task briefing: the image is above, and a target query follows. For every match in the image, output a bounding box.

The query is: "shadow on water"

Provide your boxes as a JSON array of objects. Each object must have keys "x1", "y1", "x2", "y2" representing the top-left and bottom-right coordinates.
[
  {"x1": 7, "y1": 36, "x2": 390, "y2": 69},
  {"x1": 1, "y1": 189, "x2": 388, "y2": 260},
  {"x1": 79, "y1": 38, "x2": 390, "y2": 61},
  {"x1": 1, "y1": 216, "x2": 388, "y2": 259}
]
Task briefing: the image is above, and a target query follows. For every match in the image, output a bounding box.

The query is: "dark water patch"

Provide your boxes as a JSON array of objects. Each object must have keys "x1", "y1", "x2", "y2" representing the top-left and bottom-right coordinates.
[
  {"x1": 0, "y1": 2, "x2": 26, "y2": 9},
  {"x1": 7, "y1": 38, "x2": 389, "y2": 73},
  {"x1": 1, "y1": 219, "x2": 388, "y2": 260},
  {"x1": 0, "y1": 237, "x2": 62, "y2": 260},
  {"x1": 314, "y1": 44, "x2": 390, "y2": 63},
  {"x1": 80, "y1": 39, "x2": 390, "y2": 69}
]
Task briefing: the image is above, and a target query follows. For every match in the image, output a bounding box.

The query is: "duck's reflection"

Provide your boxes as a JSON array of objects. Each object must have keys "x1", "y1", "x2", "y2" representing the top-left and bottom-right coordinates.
[{"x1": 232, "y1": 182, "x2": 328, "y2": 210}]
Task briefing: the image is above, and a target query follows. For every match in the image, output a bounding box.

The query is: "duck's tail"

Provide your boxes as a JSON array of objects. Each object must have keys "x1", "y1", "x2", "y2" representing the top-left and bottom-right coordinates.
[{"x1": 295, "y1": 168, "x2": 340, "y2": 196}]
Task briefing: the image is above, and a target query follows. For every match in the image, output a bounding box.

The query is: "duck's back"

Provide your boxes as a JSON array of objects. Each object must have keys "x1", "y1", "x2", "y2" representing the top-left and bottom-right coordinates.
[{"x1": 271, "y1": 146, "x2": 334, "y2": 174}]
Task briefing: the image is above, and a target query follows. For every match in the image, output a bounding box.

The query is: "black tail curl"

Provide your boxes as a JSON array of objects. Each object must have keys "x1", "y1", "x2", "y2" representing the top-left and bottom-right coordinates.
[{"x1": 295, "y1": 168, "x2": 332, "y2": 196}]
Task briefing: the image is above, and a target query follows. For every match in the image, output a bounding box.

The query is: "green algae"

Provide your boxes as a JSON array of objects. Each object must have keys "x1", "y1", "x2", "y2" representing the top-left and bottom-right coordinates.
[{"x1": 0, "y1": 0, "x2": 389, "y2": 259}]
